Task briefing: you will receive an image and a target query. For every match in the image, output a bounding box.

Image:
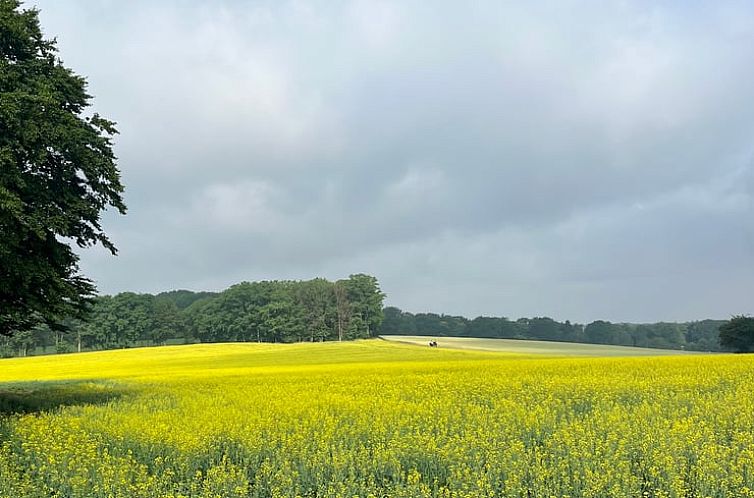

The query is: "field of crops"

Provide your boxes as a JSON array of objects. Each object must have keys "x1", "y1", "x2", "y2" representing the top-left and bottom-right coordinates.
[
  {"x1": 380, "y1": 335, "x2": 699, "y2": 356},
  {"x1": 0, "y1": 340, "x2": 753, "y2": 498}
]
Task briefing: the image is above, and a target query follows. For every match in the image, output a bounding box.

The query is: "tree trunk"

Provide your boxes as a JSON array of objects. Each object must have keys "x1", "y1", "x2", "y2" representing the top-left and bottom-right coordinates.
[{"x1": 334, "y1": 282, "x2": 349, "y2": 342}]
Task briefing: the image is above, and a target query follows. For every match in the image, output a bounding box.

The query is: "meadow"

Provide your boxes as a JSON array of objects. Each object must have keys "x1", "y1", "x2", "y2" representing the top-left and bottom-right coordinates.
[{"x1": 0, "y1": 339, "x2": 752, "y2": 497}]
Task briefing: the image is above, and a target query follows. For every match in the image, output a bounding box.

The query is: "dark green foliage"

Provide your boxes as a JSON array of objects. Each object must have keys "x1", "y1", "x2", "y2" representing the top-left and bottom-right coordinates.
[
  {"x1": 0, "y1": 269, "x2": 735, "y2": 356},
  {"x1": 0, "y1": 0, "x2": 125, "y2": 336},
  {"x1": 155, "y1": 290, "x2": 218, "y2": 310},
  {"x1": 185, "y1": 281, "x2": 309, "y2": 343},
  {"x1": 634, "y1": 322, "x2": 684, "y2": 349},
  {"x1": 719, "y1": 316, "x2": 754, "y2": 353},
  {"x1": 412, "y1": 313, "x2": 468, "y2": 337},
  {"x1": 151, "y1": 299, "x2": 183, "y2": 345},
  {"x1": 80, "y1": 293, "x2": 155, "y2": 349},
  {"x1": 0, "y1": 275, "x2": 387, "y2": 355},
  {"x1": 686, "y1": 320, "x2": 726, "y2": 351},
  {"x1": 378, "y1": 308, "x2": 724, "y2": 352},
  {"x1": 466, "y1": 317, "x2": 504, "y2": 338},
  {"x1": 558, "y1": 320, "x2": 584, "y2": 343},
  {"x1": 380, "y1": 307, "x2": 417, "y2": 335},
  {"x1": 339, "y1": 274, "x2": 385, "y2": 338},
  {"x1": 297, "y1": 278, "x2": 337, "y2": 342},
  {"x1": 527, "y1": 317, "x2": 562, "y2": 341},
  {"x1": 584, "y1": 320, "x2": 617, "y2": 345},
  {"x1": 181, "y1": 275, "x2": 383, "y2": 344}
]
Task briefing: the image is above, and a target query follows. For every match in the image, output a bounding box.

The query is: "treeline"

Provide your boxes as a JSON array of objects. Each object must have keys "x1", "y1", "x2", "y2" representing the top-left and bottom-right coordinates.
[
  {"x1": 0, "y1": 275, "x2": 384, "y2": 357},
  {"x1": 2, "y1": 278, "x2": 726, "y2": 357},
  {"x1": 381, "y1": 307, "x2": 724, "y2": 351}
]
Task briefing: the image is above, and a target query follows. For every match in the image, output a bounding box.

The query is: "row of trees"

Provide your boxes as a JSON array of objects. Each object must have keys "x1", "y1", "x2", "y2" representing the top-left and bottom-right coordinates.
[
  {"x1": 3, "y1": 287, "x2": 747, "y2": 357},
  {"x1": 0, "y1": 275, "x2": 385, "y2": 357},
  {"x1": 380, "y1": 307, "x2": 726, "y2": 351},
  {"x1": 719, "y1": 316, "x2": 754, "y2": 353}
]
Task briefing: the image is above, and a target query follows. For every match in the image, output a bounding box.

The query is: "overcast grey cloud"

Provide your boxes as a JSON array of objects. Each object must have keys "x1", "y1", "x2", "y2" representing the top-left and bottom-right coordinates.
[{"x1": 31, "y1": 0, "x2": 754, "y2": 323}]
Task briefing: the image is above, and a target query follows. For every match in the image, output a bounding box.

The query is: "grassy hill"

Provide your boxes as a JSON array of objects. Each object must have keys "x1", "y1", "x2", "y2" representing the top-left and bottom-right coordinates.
[
  {"x1": 0, "y1": 335, "x2": 699, "y2": 386},
  {"x1": 0, "y1": 340, "x2": 493, "y2": 384},
  {"x1": 380, "y1": 335, "x2": 703, "y2": 356},
  {"x1": 0, "y1": 339, "x2": 751, "y2": 497}
]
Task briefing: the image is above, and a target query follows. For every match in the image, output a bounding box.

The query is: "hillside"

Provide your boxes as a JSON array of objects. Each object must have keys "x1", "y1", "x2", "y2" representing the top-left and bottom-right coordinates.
[
  {"x1": 0, "y1": 340, "x2": 491, "y2": 384},
  {"x1": 0, "y1": 340, "x2": 751, "y2": 497},
  {"x1": 380, "y1": 335, "x2": 704, "y2": 356}
]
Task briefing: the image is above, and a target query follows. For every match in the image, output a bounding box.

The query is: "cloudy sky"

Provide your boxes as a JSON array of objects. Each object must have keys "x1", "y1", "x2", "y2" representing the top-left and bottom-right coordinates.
[{"x1": 31, "y1": 0, "x2": 754, "y2": 323}]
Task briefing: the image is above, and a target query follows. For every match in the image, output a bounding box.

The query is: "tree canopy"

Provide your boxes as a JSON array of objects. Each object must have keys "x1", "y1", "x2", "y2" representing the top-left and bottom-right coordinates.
[
  {"x1": 719, "y1": 315, "x2": 754, "y2": 353},
  {"x1": 0, "y1": 284, "x2": 734, "y2": 358},
  {"x1": 0, "y1": 275, "x2": 386, "y2": 356},
  {"x1": 0, "y1": 0, "x2": 125, "y2": 335}
]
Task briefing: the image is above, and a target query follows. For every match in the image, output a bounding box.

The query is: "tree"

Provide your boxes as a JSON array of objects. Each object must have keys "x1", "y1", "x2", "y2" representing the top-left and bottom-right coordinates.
[
  {"x1": 412, "y1": 312, "x2": 468, "y2": 337},
  {"x1": 527, "y1": 317, "x2": 561, "y2": 341},
  {"x1": 80, "y1": 293, "x2": 154, "y2": 349},
  {"x1": 0, "y1": 1, "x2": 125, "y2": 336},
  {"x1": 686, "y1": 320, "x2": 724, "y2": 352},
  {"x1": 155, "y1": 290, "x2": 218, "y2": 310},
  {"x1": 333, "y1": 281, "x2": 350, "y2": 341},
  {"x1": 379, "y1": 307, "x2": 417, "y2": 336},
  {"x1": 558, "y1": 320, "x2": 584, "y2": 343},
  {"x1": 467, "y1": 317, "x2": 502, "y2": 338},
  {"x1": 584, "y1": 320, "x2": 617, "y2": 344},
  {"x1": 258, "y1": 299, "x2": 306, "y2": 343},
  {"x1": 341, "y1": 274, "x2": 386, "y2": 337},
  {"x1": 296, "y1": 278, "x2": 336, "y2": 342},
  {"x1": 719, "y1": 315, "x2": 754, "y2": 353},
  {"x1": 152, "y1": 298, "x2": 183, "y2": 345}
]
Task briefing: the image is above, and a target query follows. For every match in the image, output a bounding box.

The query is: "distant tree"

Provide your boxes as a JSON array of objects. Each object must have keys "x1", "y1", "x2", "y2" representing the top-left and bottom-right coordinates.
[
  {"x1": 646, "y1": 322, "x2": 684, "y2": 349},
  {"x1": 112, "y1": 293, "x2": 155, "y2": 346},
  {"x1": 500, "y1": 319, "x2": 526, "y2": 339},
  {"x1": 151, "y1": 298, "x2": 182, "y2": 345},
  {"x1": 7, "y1": 328, "x2": 35, "y2": 356},
  {"x1": 333, "y1": 281, "x2": 350, "y2": 341},
  {"x1": 345, "y1": 314, "x2": 369, "y2": 340},
  {"x1": 380, "y1": 307, "x2": 404, "y2": 335},
  {"x1": 527, "y1": 317, "x2": 561, "y2": 341},
  {"x1": 258, "y1": 299, "x2": 306, "y2": 343},
  {"x1": 219, "y1": 282, "x2": 263, "y2": 341},
  {"x1": 719, "y1": 316, "x2": 754, "y2": 353},
  {"x1": 0, "y1": 0, "x2": 126, "y2": 336},
  {"x1": 558, "y1": 320, "x2": 585, "y2": 343},
  {"x1": 78, "y1": 296, "x2": 113, "y2": 349},
  {"x1": 184, "y1": 297, "x2": 220, "y2": 343},
  {"x1": 413, "y1": 313, "x2": 443, "y2": 336},
  {"x1": 413, "y1": 313, "x2": 468, "y2": 337},
  {"x1": 342, "y1": 274, "x2": 386, "y2": 337},
  {"x1": 155, "y1": 290, "x2": 218, "y2": 310},
  {"x1": 80, "y1": 293, "x2": 154, "y2": 349},
  {"x1": 626, "y1": 322, "x2": 683, "y2": 349},
  {"x1": 379, "y1": 307, "x2": 417, "y2": 336},
  {"x1": 296, "y1": 278, "x2": 336, "y2": 342},
  {"x1": 686, "y1": 320, "x2": 724, "y2": 352},
  {"x1": 585, "y1": 320, "x2": 617, "y2": 345},
  {"x1": 467, "y1": 317, "x2": 501, "y2": 338}
]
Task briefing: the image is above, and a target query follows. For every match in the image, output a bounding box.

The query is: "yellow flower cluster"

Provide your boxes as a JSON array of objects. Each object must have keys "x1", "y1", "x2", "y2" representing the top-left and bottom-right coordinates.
[{"x1": 0, "y1": 341, "x2": 752, "y2": 497}]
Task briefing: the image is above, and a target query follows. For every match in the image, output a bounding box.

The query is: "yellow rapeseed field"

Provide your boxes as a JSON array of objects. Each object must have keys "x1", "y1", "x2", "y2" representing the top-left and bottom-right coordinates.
[{"x1": 0, "y1": 340, "x2": 752, "y2": 498}]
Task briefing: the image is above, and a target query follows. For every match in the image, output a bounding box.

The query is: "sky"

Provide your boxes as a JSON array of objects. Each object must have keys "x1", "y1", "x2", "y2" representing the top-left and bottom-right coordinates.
[{"x1": 30, "y1": 0, "x2": 754, "y2": 323}]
